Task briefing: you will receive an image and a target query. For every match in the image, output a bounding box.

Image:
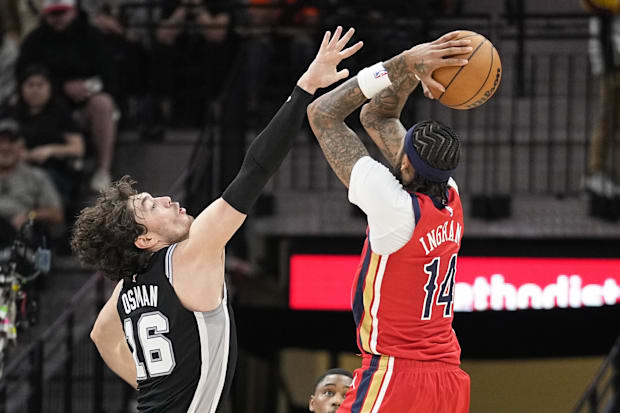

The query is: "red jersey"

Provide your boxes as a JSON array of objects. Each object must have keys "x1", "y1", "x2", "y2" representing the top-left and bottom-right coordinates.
[{"x1": 351, "y1": 186, "x2": 464, "y2": 365}]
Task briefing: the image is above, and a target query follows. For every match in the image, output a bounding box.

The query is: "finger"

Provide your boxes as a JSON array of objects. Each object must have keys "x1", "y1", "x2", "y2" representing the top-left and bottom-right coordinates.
[
  {"x1": 437, "y1": 57, "x2": 469, "y2": 67},
  {"x1": 328, "y1": 26, "x2": 343, "y2": 48},
  {"x1": 431, "y1": 30, "x2": 461, "y2": 45},
  {"x1": 421, "y1": 82, "x2": 435, "y2": 100},
  {"x1": 336, "y1": 68, "x2": 350, "y2": 80},
  {"x1": 440, "y1": 46, "x2": 473, "y2": 56},
  {"x1": 439, "y1": 39, "x2": 472, "y2": 48},
  {"x1": 422, "y1": 77, "x2": 446, "y2": 93},
  {"x1": 335, "y1": 27, "x2": 355, "y2": 50},
  {"x1": 320, "y1": 30, "x2": 331, "y2": 52},
  {"x1": 339, "y1": 41, "x2": 363, "y2": 59}
]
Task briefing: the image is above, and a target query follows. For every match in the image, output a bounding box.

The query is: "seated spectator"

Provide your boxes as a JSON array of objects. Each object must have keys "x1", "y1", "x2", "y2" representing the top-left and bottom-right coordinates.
[
  {"x1": 82, "y1": 0, "x2": 150, "y2": 126},
  {"x1": 151, "y1": 0, "x2": 234, "y2": 126},
  {"x1": 308, "y1": 368, "x2": 353, "y2": 413},
  {"x1": 0, "y1": 118, "x2": 63, "y2": 246},
  {"x1": 17, "y1": 0, "x2": 118, "y2": 192},
  {"x1": 9, "y1": 65, "x2": 85, "y2": 206}
]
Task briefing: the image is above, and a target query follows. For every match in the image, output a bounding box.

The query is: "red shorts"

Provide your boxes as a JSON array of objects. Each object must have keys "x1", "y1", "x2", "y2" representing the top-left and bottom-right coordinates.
[{"x1": 337, "y1": 355, "x2": 470, "y2": 413}]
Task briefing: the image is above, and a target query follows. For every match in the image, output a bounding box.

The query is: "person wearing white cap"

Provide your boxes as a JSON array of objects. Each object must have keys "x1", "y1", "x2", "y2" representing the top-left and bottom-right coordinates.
[{"x1": 17, "y1": 0, "x2": 118, "y2": 192}]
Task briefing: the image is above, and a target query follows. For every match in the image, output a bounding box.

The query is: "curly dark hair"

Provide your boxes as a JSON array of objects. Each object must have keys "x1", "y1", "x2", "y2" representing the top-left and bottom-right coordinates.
[
  {"x1": 71, "y1": 176, "x2": 152, "y2": 281},
  {"x1": 403, "y1": 120, "x2": 461, "y2": 204}
]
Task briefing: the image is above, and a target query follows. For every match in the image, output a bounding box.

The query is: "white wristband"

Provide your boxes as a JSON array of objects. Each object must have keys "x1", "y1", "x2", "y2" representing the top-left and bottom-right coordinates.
[{"x1": 357, "y1": 62, "x2": 392, "y2": 99}]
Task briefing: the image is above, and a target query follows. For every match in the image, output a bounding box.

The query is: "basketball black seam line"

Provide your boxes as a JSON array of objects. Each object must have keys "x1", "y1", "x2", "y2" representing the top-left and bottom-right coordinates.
[
  {"x1": 438, "y1": 38, "x2": 488, "y2": 101},
  {"x1": 451, "y1": 45, "x2": 496, "y2": 108}
]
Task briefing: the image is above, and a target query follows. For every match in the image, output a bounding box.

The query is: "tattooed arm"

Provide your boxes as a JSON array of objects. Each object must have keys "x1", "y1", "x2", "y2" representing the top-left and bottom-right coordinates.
[
  {"x1": 360, "y1": 31, "x2": 472, "y2": 168},
  {"x1": 307, "y1": 77, "x2": 370, "y2": 188},
  {"x1": 359, "y1": 54, "x2": 419, "y2": 168},
  {"x1": 308, "y1": 31, "x2": 472, "y2": 187}
]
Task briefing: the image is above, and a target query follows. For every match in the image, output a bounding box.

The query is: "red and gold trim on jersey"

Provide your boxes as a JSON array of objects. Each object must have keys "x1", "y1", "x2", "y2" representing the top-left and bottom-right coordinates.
[
  {"x1": 354, "y1": 247, "x2": 390, "y2": 355},
  {"x1": 349, "y1": 355, "x2": 395, "y2": 413}
]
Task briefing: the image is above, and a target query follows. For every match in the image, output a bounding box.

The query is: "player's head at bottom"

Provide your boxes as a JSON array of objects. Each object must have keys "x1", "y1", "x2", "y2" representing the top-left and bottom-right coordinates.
[
  {"x1": 309, "y1": 368, "x2": 353, "y2": 413},
  {"x1": 71, "y1": 176, "x2": 194, "y2": 281},
  {"x1": 392, "y1": 120, "x2": 461, "y2": 204}
]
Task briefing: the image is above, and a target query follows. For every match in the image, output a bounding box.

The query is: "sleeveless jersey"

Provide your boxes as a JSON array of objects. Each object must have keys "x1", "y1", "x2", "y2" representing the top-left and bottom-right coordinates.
[
  {"x1": 351, "y1": 187, "x2": 464, "y2": 365},
  {"x1": 117, "y1": 244, "x2": 237, "y2": 413}
]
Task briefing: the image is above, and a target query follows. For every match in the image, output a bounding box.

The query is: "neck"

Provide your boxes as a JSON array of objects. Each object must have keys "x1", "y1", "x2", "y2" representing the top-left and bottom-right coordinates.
[{"x1": 29, "y1": 105, "x2": 44, "y2": 115}]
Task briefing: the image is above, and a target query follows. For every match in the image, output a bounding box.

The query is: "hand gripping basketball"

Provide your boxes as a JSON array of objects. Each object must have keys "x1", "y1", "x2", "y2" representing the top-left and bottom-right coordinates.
[{"x1": 405, "y1": 31, "x2": 472, "y2": 96}]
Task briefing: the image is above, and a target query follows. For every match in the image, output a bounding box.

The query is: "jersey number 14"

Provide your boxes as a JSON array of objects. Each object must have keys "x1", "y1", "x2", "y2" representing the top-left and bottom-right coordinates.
[{"x1": 421, "y1": 254, "x2": 457, "y2": 320}]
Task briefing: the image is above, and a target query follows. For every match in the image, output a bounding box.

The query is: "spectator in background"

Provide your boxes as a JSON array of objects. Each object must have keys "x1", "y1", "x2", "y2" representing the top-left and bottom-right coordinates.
[
  {"x1": 151, "y1": 0, "x2": 233, "y2": 127},
  {"x1": 0, "y1": 0, "x2": 45, "y2": 41},
  {"x1": 8, "y1": 65, "x2": 85, "y2": 206},
  {"x1": 583, "y1": 2, "x2": 620, "y2": 196},
  {"x1": 242, "y1": 0, "x2": 319, "y2": 118},
  {"x1": 82, "y1": 0, "x2": 150, "y2": 127},
  {"x1": 17, "y1": 0, "x2": 118, "y2": 192},
  {"x1": 0, "y1": 26, "x2": 19, "y2": 106},
  {"x1": 0, "y1": 118, "x2": 63, "y2": 246},
  {"x1": 309, "y1": 369, "x2": 353, "y2": 413}
]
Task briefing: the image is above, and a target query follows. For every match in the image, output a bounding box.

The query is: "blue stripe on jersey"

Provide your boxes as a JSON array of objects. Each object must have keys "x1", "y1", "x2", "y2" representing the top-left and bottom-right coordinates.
[
  {"x1": 351, "y1": 355, "x2": 380, "y2": 413},
  {"x1": 352, "y1": 242, "x2": 372, "y2": 326},
  {"x1": 410, "y1": 193, "x2": 421, "y2": 223}
]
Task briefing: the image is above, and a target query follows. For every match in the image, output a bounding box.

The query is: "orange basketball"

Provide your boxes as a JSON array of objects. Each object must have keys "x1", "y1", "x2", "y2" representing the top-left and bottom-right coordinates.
[{"x1": 431, "y1": 31, "x2": 502, "y2": 110}]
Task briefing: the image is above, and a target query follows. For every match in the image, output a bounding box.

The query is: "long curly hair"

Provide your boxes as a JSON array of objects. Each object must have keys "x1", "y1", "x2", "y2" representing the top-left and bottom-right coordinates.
[
  {"x1": 404, "y1": 120, "x2": 461, "y2": 204},
  {"x1": 71, "y1": 176, "x2": 152, "y2": 281}
]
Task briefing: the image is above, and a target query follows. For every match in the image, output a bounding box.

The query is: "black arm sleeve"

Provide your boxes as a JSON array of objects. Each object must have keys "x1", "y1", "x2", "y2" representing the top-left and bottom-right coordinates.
[{"x1": 222, "y1": 86, "x2": 313, "y2": 214}]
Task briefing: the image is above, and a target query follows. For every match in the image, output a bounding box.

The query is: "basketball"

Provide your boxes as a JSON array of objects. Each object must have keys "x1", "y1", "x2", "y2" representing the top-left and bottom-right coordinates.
[
  {"x1": 431, "y1": 31, "x2": 502, "y2": 110},
  {"x1": 580, "y1": 0, "x2": 620, "y2": 14}
]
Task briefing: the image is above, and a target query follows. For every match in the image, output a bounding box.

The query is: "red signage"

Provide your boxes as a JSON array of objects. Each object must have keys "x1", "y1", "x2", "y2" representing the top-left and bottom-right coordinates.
[{"x1": 289, "y1": 255, "x2": 620, "y2": 311}]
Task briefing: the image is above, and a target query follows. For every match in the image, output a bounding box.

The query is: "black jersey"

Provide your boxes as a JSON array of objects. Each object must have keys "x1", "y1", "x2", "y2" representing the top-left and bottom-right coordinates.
[{"x1": 117, "y1": 244, "x2": 237, "y2": 412}]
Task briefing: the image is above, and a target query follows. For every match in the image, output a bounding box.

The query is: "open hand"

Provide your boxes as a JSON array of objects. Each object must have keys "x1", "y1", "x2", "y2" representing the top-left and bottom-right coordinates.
[
  {"x1": 405, "y1": 31, "x2": 472, "y2": 95},
  {"x1": 27, "y1": 145, "x2": 55, "y2": 163},
  {"x1": 297, "y1": 26, "x2": 364, "y2": 94}
]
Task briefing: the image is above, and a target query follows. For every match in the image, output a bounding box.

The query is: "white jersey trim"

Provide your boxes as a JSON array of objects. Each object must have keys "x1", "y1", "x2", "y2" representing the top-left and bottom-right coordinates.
[
  {"x1": 370, "y1": 255, "x2": 389, "y2": 354},
  {"x1": 164, "y1": 243, "x2": 177, "y2": 284},
  {"x1": 208, "y1": 285, "x2": 230, "y2": 413},
  {"x1": 371, "y1": 356, "x2": 394, "y2": 413}
]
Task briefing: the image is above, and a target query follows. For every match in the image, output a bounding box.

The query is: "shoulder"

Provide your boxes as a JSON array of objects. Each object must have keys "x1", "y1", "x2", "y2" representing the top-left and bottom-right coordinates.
[{"x1": 18, "y1": 164, "x2": 55, "y2": 187}]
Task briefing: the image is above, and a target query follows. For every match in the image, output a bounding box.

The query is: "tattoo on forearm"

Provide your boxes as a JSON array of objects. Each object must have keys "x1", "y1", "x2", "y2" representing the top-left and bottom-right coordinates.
[
  {"x1": 359, "y1": 53, "x2": 419, "y2": 166},
  {"x1": 308, "y1": 78, "x2": 369, "y2": 186},
  {"x1": 316, "y1": 124, "x2": 368, "y2": 187}
]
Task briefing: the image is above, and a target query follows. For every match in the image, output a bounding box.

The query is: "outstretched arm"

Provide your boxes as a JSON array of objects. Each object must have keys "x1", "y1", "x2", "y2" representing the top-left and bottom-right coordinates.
[
  {"x1": 360, "y1": 31, "x2": 471, "y2": 168},
  {"x1": 183, "y1": 27, "x2": 362, "y2": 255}
]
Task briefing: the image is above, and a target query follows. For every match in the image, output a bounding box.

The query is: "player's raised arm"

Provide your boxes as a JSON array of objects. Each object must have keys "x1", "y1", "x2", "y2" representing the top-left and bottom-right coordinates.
[
  {"x1": 180, "y1": 26, "x2": 362, "y2": 259},
  {"x1": 360, "y1": 31, "x2": 471, "y2": 168},
  {"x1": 307, "y1": 31, "x2": 470, "y2": 187}
]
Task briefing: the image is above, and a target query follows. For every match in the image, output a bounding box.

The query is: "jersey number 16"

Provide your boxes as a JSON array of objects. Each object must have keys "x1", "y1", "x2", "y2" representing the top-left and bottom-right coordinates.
[{"x1": 124, "y1": 311, "x2": 176, "y2": 381}]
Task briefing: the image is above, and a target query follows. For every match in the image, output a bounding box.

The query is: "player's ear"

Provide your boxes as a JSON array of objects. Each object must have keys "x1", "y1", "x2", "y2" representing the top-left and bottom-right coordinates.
[
  {"x1": 134, "y1": 234, "x2": 155, "y2": 250},
  {"x1": 401, "y1": 155, "x2": 414, "y2": 176},
  {"x1": 309, "y1": 395, "x2": 316, "y2": 412}
]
